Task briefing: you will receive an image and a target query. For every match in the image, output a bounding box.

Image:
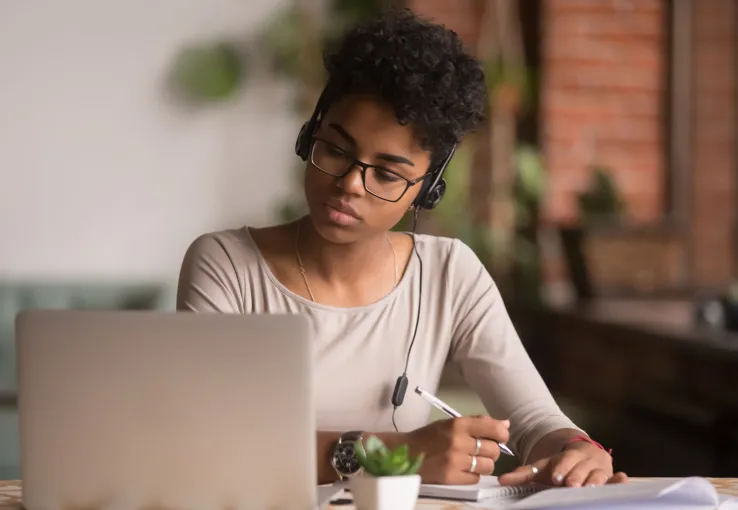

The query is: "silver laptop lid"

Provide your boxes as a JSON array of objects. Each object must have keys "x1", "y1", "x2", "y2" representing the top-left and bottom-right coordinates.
[{"x1": 16, "y1": 310, "x2": 316, "y2": 510}]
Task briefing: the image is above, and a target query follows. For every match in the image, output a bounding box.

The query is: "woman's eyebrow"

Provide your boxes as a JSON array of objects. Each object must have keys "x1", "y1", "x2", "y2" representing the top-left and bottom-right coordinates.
[{"x1": 328, "y1": 123, "x2": 415, "y2": 167}]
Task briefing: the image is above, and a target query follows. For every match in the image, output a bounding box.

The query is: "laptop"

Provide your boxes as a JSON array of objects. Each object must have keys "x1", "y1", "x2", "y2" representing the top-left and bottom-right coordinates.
[{"x1": 16, "y1": 310, "x2": 318, "y2": 510}]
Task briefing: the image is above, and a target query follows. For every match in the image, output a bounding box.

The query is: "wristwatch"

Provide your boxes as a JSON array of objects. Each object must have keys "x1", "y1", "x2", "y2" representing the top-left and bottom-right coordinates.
[{"x1": 331, "y1": 430, "x2": 364, "y2": 480}]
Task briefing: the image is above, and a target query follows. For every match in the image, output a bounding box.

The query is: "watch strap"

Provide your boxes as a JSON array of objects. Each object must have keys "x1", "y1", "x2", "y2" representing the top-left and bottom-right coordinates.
[
  {"x1": 332, "y1": 430, "x2": 364, "y2": 480},
  {"x1": 339, "y1": 430, "x2": 363, "y2": 444}
]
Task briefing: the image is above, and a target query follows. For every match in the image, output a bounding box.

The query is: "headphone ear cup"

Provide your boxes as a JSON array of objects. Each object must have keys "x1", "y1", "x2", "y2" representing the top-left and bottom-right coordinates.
[
  {"x1": 295, "y1": 122, "x2": 310, "y2": 161},
  {"x1": 423, "y1": 179, "x2": 446, "y2": 210},
  {"x1": 412, "y1": 177, "x2": 433, "y2": 209}
]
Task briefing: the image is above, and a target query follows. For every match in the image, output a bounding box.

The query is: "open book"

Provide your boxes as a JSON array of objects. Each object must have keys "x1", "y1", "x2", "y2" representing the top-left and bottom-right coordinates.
[
  {"x1": 470, "y1": 477, "x2": 738, "y2": 509},
  {"x1": 419, "y1": 475, "x2": 545, "y2": 502}
]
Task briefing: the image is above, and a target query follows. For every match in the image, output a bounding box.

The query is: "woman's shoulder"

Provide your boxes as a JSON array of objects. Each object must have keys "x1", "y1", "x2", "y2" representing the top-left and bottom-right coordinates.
[
  {"x1": 410, "y1": 233, "x2": 491, "y2": 292},
  {"x1": 182, "y1": 227, "x2": 258, "y2": 267},
  {"x1": 411, "y1": 233, "x2": 484, "y2": 269},
  {"x1": 177, "y1": 226, "x2": 267, "y2": 313}
]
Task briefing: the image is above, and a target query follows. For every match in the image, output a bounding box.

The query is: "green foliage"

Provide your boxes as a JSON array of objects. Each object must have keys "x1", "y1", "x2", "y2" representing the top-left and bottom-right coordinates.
[
  {"x1": 355, "y1": 436, "x2": 424, "y2": 477},
  {"x1": 257, "y1": 0, "x2": 385, "y2": 81},
  {"x1": 256, "y1": 7, "x2": 305, "y2": 80},
  {"x1": 330, "y1": 0, "x2": 385, "y2": 21},
  {"x1": 577, "y1": 166, "x2": 624, "y2": 224},
  {"x1": 483, "y1": 58, "x2": 537, "y2": 115},
  {"x1": 170, "y1": 43, "x2": 245, "y2": 101},
  {"x1": 513, "y1": 144, "x2": 546, "y2": 227}
]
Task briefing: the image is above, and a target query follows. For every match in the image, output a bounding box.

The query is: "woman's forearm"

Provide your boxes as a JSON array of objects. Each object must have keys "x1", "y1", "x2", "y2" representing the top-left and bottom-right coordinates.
[
  {"x1": 316, "y1": 431, "x2": 404, "y2": 485},
  {"x1": 526, "y1": 428, "x2": 585, "y2": 464}
]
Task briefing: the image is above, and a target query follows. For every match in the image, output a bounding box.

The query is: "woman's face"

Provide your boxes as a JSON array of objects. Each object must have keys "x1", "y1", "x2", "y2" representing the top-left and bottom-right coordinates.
[{"x1": 303, "y1": 94, "x2": 432, "y2": 244}]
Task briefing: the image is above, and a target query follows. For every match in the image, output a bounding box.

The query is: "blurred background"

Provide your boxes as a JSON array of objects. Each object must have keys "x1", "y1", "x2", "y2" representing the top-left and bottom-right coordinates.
[{"x1": 1, "y1": 0, "x2": 737, "y2": 480}]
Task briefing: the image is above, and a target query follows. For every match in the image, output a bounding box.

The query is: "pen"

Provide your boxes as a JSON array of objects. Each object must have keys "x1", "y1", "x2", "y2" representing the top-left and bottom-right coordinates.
[{"x1": 414, "y1": 386, "x2": 515, "y2": 457}]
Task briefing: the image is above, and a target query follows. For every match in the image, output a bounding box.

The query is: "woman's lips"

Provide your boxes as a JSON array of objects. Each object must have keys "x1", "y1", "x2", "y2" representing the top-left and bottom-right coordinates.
[{"x1": 324, "y1": 203, "x2": 361, "y2": 226}]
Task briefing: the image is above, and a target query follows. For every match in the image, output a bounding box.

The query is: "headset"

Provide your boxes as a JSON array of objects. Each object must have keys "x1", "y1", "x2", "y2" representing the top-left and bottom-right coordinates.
[{"x1": 295, "y1": 83, "x2": 457, "y2": 430}]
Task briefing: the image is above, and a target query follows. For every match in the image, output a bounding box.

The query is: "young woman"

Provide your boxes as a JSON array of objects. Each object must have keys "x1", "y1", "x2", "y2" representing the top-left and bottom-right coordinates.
[{"x1": 177, "y1": 9, "x2": 627, "y2": 488}]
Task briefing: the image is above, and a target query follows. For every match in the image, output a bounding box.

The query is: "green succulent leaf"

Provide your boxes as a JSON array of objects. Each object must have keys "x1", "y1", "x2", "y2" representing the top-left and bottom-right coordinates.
[
  {"x1": 355, "y1": 439, "x2": 367, "y2": 464},
  {"x1": 363, "y1": 435, "x2": 385, "y2": 455},
  {"x1": 355, "y1": 435, "x2": 424, "y2": 477},
  {"x1": 406, "y1": 452, "x2": 425, "y2": 475},
  {"x1": 392, "y1": 444, "x2": 409, "y2": 461}
]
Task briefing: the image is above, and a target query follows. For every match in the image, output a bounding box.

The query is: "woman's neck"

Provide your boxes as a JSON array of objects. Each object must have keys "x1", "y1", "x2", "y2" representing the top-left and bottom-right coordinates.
[{"x1": 296, "y1": 217, "x2": 394, "y2": 285}]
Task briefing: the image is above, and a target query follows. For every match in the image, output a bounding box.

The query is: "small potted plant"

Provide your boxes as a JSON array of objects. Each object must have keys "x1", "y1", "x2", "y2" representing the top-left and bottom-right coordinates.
[{"x1": 349, "y1": 435, "x2": 424, "y2": 510}]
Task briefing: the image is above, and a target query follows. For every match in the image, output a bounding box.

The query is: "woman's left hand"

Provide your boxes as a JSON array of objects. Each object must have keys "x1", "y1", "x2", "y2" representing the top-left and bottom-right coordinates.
[{"x1": 498, "y1": 441, "x2": 628, "y2": 488}]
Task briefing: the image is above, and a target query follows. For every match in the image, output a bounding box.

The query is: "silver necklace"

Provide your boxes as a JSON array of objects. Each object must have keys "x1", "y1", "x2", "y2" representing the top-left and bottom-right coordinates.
[{"x1": 295, "y1": 220, "x2": 398, "y2": 302}]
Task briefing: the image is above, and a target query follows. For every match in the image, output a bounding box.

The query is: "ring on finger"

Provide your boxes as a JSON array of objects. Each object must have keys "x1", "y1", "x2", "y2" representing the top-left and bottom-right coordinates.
[
  {"x1": 469, "y1": 455, "x2": 477, "y2": 474},
  {"x1": 474, "y1": 437, "x2": 482, "y2": 455},
  {"x1": 530, "y1": 466, "x2": 539, "y2": 476}
]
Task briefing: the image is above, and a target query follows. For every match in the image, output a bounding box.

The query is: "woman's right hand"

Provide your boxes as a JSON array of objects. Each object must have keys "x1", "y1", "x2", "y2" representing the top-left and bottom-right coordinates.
[{"x1": 403, "y1": 416, "x2": 511, "y2": 485}]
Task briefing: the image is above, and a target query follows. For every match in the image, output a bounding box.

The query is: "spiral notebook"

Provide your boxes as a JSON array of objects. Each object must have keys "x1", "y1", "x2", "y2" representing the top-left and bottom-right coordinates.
[{"x1": 419, "y1": 476, "x2": 545, "y2": 502}]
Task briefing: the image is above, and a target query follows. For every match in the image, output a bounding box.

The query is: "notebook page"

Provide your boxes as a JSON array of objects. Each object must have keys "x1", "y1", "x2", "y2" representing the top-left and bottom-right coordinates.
[
  {"x1": 420, "y1": 475, "x2": 500, "y2": 500},
  {"x1": 420, "y1": 476, "x2": 542, "y2": 501},
  {"x1": 718, "y1": 496, "x2": 738, "y2": 510},
  {"x1": 505, "y1": 477, "x2": 717, "y2": 510},
  {"x1": 658, "y1": 477, "x2": 719, "y2": 506},
  {"x1": 476, "y1": 501, "x2": 717, "y2": 510}
]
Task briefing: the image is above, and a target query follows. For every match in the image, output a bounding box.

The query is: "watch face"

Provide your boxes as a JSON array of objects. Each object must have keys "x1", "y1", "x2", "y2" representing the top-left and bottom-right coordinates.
[{"x1": 335, "y1": 441, "x2": 360, "y2": 474}]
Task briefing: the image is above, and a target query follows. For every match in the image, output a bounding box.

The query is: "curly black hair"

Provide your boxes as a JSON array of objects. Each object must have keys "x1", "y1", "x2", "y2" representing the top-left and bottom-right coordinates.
[{"x1": 320, "y1": 8, "x2": 487, "y2": 163}]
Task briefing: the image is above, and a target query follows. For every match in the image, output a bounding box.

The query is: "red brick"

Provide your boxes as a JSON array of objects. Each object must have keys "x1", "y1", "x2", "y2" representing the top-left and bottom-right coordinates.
[
  {"x1": 544, "y1": 90, "x2": 662, "y2": 118},
  {"x1": 547, "y1": 40, "x2": 661, "y2": 67},
  {"x1": 547, "y1": 0, "x2": 661, "y2": 15},
  {"x1": 542, "y1": 0, "x2": 667, "y2": 228},
  {"x1": 687, "y1": 0, "x2": 737, "y2": 286},
  {"x1": 548, "y1": 13, "x2": 661, "y2": 39},
  {"x1": 547, "y1": 64, "x2": 663, "y2": 92}
]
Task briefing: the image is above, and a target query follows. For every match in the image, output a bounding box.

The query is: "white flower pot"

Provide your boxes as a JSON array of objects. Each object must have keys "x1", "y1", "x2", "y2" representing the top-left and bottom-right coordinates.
[{"x1": 349, "y1": 474, "x2": 421, "y2": 510}]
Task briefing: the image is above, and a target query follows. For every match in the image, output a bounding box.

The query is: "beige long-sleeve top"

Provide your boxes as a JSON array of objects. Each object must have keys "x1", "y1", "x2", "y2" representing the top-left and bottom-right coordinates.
[{"x1": 176, "y1": 227, "x2": 581, "y2": 462}]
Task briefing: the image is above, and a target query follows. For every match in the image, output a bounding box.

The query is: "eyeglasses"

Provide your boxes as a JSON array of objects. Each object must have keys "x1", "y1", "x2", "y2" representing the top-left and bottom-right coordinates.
[{"x1": 309, "y1": 138, "x2": 428, "y2": 202}]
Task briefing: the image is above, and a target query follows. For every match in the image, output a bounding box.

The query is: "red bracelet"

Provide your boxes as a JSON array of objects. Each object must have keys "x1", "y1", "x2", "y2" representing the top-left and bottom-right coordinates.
[{"x1": 564, "y1": 435, "x2": 613, "y2": 455}]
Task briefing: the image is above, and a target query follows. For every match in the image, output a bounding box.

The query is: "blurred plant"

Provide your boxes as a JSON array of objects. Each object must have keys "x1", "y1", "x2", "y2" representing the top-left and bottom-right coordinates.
[
  {"x1": 577, "y1": 165, "x2": 624, "y2": 225},
  {"x1": 355, "y1": 435, "x2": 424, "y2": 477},
  {"x1": 255, "y1": 0, "x2": 386, "y2": 111},
  {"x1": 169, "y1": 42, "x2": 246, "y2": 102},
  {"x1": 512, "y1": 144, "x2": 546, "y2": 306},
  {"x1": 483, "y1": 57, "x2": 536, "y2": 118},
  {"x1": 256, "y1": 7, "x2": 304, "y2": 81},
  {"x1": 471, "y1": 0, "x2": 530, "y2": 293},
  {"x1": 514, "y1": 144, "x2": 546, "y2": 224},
  {"x1": 168, "y1": 0, "x2": 384, "y2": 107}
]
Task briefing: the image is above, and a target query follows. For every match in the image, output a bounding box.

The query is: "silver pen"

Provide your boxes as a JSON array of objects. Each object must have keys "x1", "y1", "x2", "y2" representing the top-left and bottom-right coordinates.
[{"x1": 415, "y1": 386, "x2": 515, "y2": 456}]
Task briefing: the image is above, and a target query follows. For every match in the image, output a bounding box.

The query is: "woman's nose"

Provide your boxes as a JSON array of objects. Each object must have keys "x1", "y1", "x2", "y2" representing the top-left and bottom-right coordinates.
[{"x1": 337, "y1": 165, "x2": 366, "y2": 196}]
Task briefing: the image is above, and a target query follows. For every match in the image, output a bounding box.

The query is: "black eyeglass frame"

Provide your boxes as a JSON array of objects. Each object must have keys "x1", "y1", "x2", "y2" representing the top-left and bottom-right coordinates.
[{"x1": 309, "y1": 137, "x2": 432, "y2": 203}]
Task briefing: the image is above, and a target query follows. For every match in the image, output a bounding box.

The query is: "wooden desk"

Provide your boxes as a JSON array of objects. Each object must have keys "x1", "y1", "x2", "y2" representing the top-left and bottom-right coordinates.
[{"x1": 0, "y1": 479, "x2": 734, "y2": 509}]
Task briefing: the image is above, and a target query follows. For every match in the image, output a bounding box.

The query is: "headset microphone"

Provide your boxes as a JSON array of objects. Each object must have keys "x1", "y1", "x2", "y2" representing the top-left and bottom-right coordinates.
[
  {"x1": 390, "y1": 207, "x2": 424, "y2": 431},
  {"x1": 389, "y1": 143, "x2": 456, "y2": 432},
  {"x1": 391, "y1": 374, "x2": 409, "y2": 407}
]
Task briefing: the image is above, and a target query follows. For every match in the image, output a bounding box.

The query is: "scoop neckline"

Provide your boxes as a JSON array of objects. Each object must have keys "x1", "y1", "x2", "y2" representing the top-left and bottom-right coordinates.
[{"x1": 239, "y1": 226, "x2": 419, "y2": 313}]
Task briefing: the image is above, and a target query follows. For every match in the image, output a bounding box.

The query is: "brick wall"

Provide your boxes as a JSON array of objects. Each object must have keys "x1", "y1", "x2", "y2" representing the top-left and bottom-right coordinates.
[
  {"x1": 406, "y1": 0, "x2": 737, "y2": 293},
  {"x1": 689, "y1": 0, "x2": 737, "y2": 288},
  {"x1": 541, "y1": 0, "x2": 667, "y2": 225}
]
